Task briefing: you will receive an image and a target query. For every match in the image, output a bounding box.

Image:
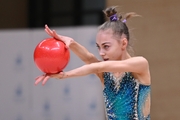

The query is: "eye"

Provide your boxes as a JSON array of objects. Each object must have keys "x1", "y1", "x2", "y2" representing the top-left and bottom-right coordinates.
[{"x1": 104, "y1": 45, "x2": 109, "y2": 49}]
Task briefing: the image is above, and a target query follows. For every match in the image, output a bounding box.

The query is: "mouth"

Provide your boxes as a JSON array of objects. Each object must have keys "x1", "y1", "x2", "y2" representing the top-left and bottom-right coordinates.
[{"x1": 103, "y1": 58, "x2": 109, "y2": 61}]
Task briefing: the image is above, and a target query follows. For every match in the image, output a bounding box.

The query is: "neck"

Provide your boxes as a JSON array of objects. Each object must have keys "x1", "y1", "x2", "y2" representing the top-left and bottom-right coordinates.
[{"x1": 121, "y1": 51, "x2": 131, "y2": 60}]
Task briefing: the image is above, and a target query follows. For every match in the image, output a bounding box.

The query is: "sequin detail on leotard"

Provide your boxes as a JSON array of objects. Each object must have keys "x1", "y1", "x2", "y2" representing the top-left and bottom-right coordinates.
[{"x1": 103, "y1": 72, "x2": 150, "y2": 120}]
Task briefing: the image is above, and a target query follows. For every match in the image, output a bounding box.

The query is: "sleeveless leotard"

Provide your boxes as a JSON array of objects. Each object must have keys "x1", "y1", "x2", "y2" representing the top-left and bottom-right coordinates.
[{"x1": 103, "y1": 72, "x2": 150, "y2": 120}]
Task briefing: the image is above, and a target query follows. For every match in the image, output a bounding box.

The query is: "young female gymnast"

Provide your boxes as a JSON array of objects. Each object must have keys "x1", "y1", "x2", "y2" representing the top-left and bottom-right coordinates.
[{"x1": 35, "y1": 6, "x2": 151, "y2": 120}]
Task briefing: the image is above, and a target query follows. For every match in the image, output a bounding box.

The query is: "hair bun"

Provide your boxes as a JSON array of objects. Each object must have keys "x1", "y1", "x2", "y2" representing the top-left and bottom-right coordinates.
[
  {"x1": 103, "y1": 6, "x2": 117, "y2": 17},
  {"x1": 103, "y1": 6, "x2": 122, "y2": 22}
]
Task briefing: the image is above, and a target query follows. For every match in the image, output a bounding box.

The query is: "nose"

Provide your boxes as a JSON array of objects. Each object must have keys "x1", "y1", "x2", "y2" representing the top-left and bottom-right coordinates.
[{"x1": 99, "y1": 50, "x2": 105, "y2": 56}]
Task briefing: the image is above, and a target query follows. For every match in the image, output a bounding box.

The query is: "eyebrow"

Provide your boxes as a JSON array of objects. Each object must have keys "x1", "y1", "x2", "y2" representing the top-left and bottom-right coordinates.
[{"x1": 96, "y1": 42, "x2": 111, "y2": 46}]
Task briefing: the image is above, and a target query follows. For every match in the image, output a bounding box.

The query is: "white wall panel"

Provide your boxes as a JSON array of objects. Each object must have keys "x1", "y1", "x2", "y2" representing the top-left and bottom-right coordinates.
[{"x1": 0, "y1": 27, "x2": 105, "y2": 120}]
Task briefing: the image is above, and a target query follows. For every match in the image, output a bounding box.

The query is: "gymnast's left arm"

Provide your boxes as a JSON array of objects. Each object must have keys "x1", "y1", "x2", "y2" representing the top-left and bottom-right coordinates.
[
  {"x1": 62, "y1": 56, "x2": 149, "y2": 79},
  {"x1": 35, "y1": 56, "x2": 148, "y2": 85}
]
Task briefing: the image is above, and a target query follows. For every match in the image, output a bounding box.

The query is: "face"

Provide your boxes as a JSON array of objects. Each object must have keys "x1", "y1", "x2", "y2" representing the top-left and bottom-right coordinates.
[{"x1": 96, "y1": 29, "x2": 127, "y2": 61}]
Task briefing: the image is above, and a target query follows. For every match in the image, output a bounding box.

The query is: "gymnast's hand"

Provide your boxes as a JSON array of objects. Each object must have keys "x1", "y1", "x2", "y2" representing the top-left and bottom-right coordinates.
[
  {"x1": 35, "y1": 72, "x2": 65, "y2": 86},
  {"x1": 45, "y1": 24, "x2": 74, "y2": 49}
]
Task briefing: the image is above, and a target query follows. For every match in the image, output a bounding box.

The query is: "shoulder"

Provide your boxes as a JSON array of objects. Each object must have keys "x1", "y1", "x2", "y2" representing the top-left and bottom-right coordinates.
[
  {"x1": 131, "y1": 56, "x2": 151, "y2": 85},
  {"x1": 121, "y1": 56, "x2": 150, "y2": 79},
  {"x1": 137, "y1": 56, "x2": 149, "y2": 69},
  {"x1": 120, "y1": 56, "x2": 150, "y2": 74},
  {"x1": 131, "y1": 56, "x2": 149, "y2": 63},
  {"x1": 133, "y1": 56, "x2": 150, "y2": 71},
  {"x1": 139, "y1": 56, "x2": 149, "y2": 65},
  {"x1": 130, "y1": 56, "x2": 149, "y2": 69}
]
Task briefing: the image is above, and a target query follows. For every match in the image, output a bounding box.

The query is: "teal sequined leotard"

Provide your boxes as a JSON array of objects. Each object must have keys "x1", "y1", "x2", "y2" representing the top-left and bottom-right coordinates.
[{"x1": 103, "y1": 72, "x2": 150, "y2": 120}]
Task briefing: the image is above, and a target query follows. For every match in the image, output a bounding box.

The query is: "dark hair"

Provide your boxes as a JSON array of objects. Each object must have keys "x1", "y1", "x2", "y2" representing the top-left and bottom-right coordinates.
[{"x1": 98, "y1": 6, "x2": 140, "y2": 42}]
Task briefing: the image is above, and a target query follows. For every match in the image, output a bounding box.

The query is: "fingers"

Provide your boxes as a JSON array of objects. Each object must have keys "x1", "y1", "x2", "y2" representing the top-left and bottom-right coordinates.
[
  {"x1": 52, "y1": 30, "x2": 63, "y2": 40},
  {"x1": 52, "y1": 30, "x2": 69, "y2": 49},
  {"x1": 45, "y1": 29, "x2": 53, "y2": 37},
  {"x1": 35, "y1": 73, "x2": 51, "y2": 86},
  {"x1": 45, "y1": 25, "x2": 54, "y2": 37},
  {"x1": 35, "y1": 76, "x2": 41, "y2": 80},
  {"x1": 35, "y1": 72, "x2": 64, "y2": 86},
  {"x1": 45, "y1": 24, "x2": 48, "y2": 28},
  {"x1": 42, "y1": 76, "x2": 50, "y2": 86},
  {"x1": 45, "y1": 24, "x2": 50, "y2": 30},
  {"x1": 45, "y1": 25, "x2": 58, "y2": 38},
  {"x1": 44, "y1": 24, "x2": 69, "y2": 49},
  {"x1": 45, "y1": 25, "x2": 67, "y2": 47},
  {"x1": 45, "y1": 28, "x2": 53, "y2": 36},
  {"x1": 45, "y1": 26, "x2": 60, "y2": 41},
  {"x1": 35, "y1": 75, "x2": 45, "y2": 85},
  {"x1": 52, "y1": 30, "x2": 60, "y2": 39}
]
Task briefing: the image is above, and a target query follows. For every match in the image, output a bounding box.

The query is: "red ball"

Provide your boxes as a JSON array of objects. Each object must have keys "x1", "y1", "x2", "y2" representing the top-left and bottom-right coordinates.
[{"x1": 34, "y1": 38, "x2": 70, "y2": 74}]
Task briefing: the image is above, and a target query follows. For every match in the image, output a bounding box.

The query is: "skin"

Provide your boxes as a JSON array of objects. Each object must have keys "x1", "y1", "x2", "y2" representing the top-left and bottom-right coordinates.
[{"x1": 35, "y1": 25, "x2": 151, "y2": 87}]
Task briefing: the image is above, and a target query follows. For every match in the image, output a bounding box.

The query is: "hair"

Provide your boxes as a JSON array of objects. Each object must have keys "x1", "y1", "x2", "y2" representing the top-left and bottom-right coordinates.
[{"x1": 98, "y1": 6, "x2": 141, "y2": 54}]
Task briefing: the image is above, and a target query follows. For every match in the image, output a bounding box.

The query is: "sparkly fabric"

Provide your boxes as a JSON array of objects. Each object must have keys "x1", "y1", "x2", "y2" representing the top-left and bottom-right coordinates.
[{"x1": 103, "y1": 72, "x2": 151, "y2": 120}]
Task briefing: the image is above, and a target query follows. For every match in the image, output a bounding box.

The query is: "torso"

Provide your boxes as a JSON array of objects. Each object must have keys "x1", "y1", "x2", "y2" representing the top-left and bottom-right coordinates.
[{"x1": 102, "y1": 72, "x2": 151, "y2": 120}]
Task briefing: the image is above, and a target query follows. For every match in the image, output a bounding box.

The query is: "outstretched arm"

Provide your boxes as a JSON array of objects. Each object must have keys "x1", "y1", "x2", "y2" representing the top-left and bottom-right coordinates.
[
  {"x1": 62, "y1": 56, "x2": 149, "y2": 78},
  {"x1": 35, "y1": 56, "x2": 149, "y2": 85},
  {"x1": 45, "y1": 25, "x2": 99, "y2": 64}
]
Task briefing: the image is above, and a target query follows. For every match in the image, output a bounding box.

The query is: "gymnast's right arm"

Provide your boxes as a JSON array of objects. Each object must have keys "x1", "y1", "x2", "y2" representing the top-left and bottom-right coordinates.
[
  {"x1": 69, "y1": 41, "x2": 99, "y2": 64},
  {"x1": 45, "y1": 24, "x2": 99, "y2": 64}
]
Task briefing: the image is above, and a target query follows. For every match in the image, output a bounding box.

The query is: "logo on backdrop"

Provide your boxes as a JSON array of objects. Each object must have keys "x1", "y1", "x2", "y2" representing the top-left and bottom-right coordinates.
[
  {"x1": 62, "y1": 83, "x2": 72, "y2": 101},
  {"x1": 42, "y1": 99, "x2": 52, "y2": 118},
  {"x1": 90, "y1": 99, "x2": 97, "y2": 110},
  {"x1": 14, "y1": 83, "x2": 24, "y2": 102},
  {"x1": 14, "y1": 53, "x2": 24, "y2": 72},
  {"x1": 89, "y1": 38, "x2": 96, "y2": 47},
  {"x1": 87, "y1": 98, "x2": 98, "y2": 117}
]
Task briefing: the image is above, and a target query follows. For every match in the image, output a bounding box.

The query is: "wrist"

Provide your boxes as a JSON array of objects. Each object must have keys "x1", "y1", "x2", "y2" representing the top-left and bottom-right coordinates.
[
  {"x1": 69, "y1": 39, "x2": 75, "y2": 47},
  {"x1": 57, "y1": 72, "x2": 66, "y2": 79}
]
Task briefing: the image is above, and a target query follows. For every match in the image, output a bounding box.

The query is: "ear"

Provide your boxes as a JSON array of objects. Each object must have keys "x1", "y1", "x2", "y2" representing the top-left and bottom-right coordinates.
[{"x1": 121, "y1": 38, "x2": 128, "y2": 50}]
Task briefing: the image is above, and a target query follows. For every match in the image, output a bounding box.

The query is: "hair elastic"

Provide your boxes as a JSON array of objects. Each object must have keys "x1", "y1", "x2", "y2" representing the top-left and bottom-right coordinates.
[
  {"x1": 122, "y1": 19, "x2": 126, "y2": 23},
  {"x1": 110, "y1": 14, "x2": 118, "y2": 21}
]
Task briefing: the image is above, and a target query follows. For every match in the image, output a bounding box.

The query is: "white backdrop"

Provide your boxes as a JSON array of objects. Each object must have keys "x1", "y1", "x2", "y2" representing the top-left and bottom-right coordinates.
[{"x1": 0, "y1": 26, "x2": 106, "y2": 120}]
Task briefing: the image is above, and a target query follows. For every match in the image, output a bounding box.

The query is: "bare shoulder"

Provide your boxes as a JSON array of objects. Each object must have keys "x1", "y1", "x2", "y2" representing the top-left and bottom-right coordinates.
[
  {"x1": 132, "y1": 56, "x2": 149, "y2": 65},
  {"x1": 137, "y1": 56, "x2": 149, "y2": 71},
  {"x1": 132, "y1": 56, "x2": 151, "y2": 85},
  {"x1": 131, "y1": 56, "x2": 150, "y2": 72}
]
